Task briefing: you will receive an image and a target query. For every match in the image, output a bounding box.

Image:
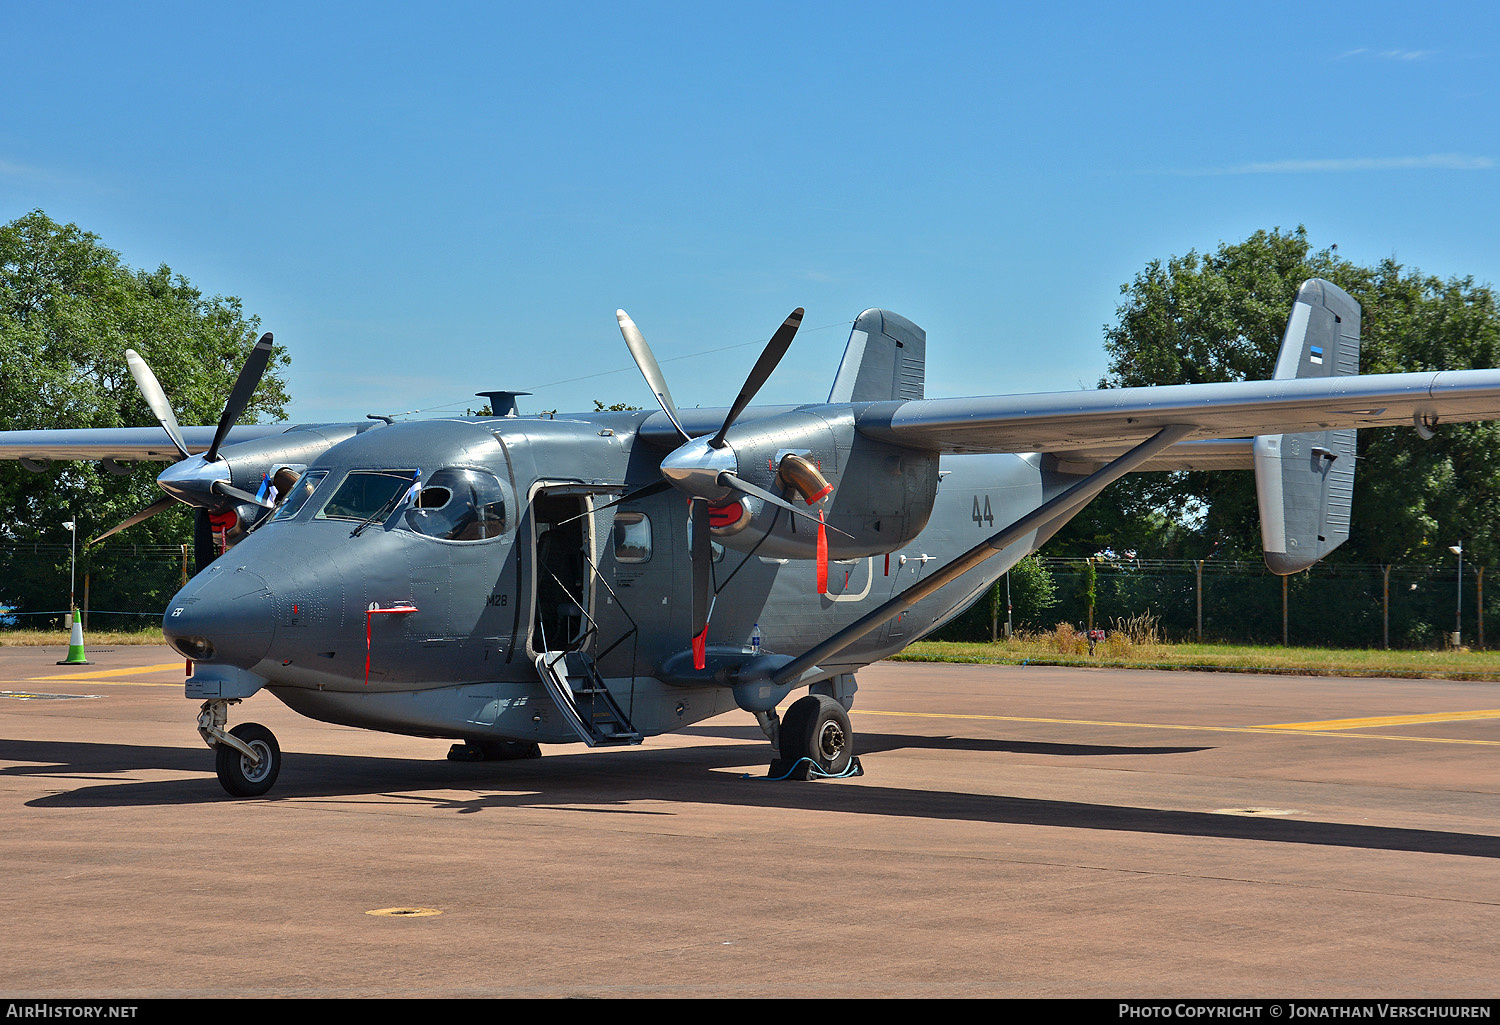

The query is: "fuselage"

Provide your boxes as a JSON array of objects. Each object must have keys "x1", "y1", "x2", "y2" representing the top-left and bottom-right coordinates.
[{"x1": 163, "y1": 408, "x2": 1086, "y2": 744}]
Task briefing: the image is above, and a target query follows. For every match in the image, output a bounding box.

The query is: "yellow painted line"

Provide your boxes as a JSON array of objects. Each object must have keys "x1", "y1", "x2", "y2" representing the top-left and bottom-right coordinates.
[
  {"x1": 848, "y1": 708, "x2": 1500, "y2": 746},
  {"x1": 20, "y1": 679, "x2": 182, "y2": 688},
  {"x1": 31, "y1": 662, "x2": 184, "y2": 681},
  {"x1": 1259, "y1": 710, "x2": 1500, "y2": 731}
]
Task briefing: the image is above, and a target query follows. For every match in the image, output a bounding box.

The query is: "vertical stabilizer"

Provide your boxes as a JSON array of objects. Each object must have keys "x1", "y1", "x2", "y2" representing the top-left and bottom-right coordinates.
[
  {"x1": 1255, "y1": 279, "x2": 1361, "y2": 574},
  {"x1": 828, "y1": 310, "x2": 926, "y2": 403}
]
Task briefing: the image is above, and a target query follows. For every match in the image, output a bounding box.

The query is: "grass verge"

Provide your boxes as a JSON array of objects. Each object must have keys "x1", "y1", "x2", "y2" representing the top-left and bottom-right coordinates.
[
  {"x1": 0, "y1": 628, "x2": 165, "y2": 646},
  {"x1": 897, "y1": 639, "x2": 1500, "y2": 680}
]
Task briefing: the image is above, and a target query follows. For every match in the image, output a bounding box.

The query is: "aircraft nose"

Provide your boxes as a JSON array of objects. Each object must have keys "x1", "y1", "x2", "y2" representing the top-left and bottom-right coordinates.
[{"x1": 163, "y1": 564, "x2": 275, "y2": 668}]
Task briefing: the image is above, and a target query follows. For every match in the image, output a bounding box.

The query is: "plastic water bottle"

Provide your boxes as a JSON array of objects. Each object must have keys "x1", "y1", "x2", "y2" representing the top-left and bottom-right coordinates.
[{"x1": 750, "y1": 623, "x2": 762, "y2": 655}]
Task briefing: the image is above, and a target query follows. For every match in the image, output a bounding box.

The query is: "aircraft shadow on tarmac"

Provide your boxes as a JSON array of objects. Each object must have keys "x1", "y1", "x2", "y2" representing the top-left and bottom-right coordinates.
[
  {"x1": 4, "y1": 734, "x2": 1497, "y2": 860},
  {"x1": 688, "y1": 723, "x2": 1213, "y2": 758}
]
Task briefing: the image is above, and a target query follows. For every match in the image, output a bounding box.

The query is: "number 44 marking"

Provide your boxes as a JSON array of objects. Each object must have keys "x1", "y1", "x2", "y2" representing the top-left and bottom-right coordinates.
[{"x1": 972, "y1": 494, "x2": 994, "y2": 527}]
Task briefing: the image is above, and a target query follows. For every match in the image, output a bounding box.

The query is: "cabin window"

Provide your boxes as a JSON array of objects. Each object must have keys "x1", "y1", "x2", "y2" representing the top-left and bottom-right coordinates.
[
  {"x1": 402, "y1": 468, "x2": 506, "y2": 541},
  {"x1": 316, "y1": 470, "x2": 418, "y2": 523},
  {"x1": 613, "y1": 512, "x2": 651, "y2": 563},
  {"x1": 269, "y1": 470, "x2": 329, "y2": 522}
]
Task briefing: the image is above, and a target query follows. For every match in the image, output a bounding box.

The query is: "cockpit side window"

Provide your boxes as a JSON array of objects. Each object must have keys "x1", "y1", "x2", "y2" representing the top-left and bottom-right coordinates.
[
  {"x1": 270, "y1": 469, "x2": 329, "y2": 522},
  {"x1": 402, "y1": 468, "x2": 506, "y2": 541}
]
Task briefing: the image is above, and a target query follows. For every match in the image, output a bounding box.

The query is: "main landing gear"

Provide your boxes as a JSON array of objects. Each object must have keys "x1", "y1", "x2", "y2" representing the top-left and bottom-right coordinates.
[
  {"x1": 765, "y1": 691, "x2": 863, "y2": 781},
  {"x1": 198, "y1": 700, "x2": 282, "y2": 797}
]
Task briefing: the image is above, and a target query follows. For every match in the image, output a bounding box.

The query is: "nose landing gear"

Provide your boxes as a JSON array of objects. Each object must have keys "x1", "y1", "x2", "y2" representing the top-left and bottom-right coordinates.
[{"x1": 198, "y1": 699, "x2": 282, "y2": 797}]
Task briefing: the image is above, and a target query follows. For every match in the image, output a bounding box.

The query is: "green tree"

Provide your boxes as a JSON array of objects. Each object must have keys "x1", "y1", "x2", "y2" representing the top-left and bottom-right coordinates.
[
  {"x1": 0, "y1": 210, "x2": 290, "y2": 616},
  {"x1": 1056, "y1": 227, "x2": 1500, "y2": 570}
]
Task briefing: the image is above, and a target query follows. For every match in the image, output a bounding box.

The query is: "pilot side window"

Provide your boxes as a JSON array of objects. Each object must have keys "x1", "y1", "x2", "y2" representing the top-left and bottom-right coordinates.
[
  {"x1": 402, "y1": 468, "x2": 506, "y2": 541},
  {"x1": 270, "y1": 469, "x2": 329, "y2": 522},
  {"x1": 613, "y1": 512, "x2": 651, "y2": 563}
]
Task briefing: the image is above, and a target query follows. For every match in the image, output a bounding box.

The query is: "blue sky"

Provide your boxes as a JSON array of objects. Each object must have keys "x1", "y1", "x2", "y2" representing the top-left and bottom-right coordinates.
[{"x1": 3, "y1": 1, "x2": 1497, "y2": 424}]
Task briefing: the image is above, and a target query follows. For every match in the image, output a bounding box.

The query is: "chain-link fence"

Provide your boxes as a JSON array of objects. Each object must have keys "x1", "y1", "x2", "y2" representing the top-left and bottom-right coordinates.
[
  {"x1": 2, "y1": 542, "x2": 1486, "y2": 649},
  {"x1": 0, "y1": 541, "x2": 194, "y2": 631},
  {"x1": 934, "y1": 556, "x2": 1487, "y2": 649}
]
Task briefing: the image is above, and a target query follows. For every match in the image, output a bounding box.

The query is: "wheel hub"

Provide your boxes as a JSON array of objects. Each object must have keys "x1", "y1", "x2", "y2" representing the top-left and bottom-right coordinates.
[
  {"x1": 817, "y1": 721, "x2": 845, "y2": 760},
  {"x1": 240, "y1": 741, "x2": 272, "y2": 783}
]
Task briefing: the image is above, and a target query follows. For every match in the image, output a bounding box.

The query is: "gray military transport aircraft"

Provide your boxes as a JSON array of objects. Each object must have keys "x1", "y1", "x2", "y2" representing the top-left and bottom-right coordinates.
[{"x1": 5, "y1": 279, "x2": 1500, "y2": 796}]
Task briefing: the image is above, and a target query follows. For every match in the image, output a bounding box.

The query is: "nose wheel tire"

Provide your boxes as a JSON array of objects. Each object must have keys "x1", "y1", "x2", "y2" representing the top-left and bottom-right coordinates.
[
  {"x1": 778, "y1": 694, "x2": 854, "y2": 780},
  {"x1": 215, "y1": 722, "x2": 281, "y2": 797}
]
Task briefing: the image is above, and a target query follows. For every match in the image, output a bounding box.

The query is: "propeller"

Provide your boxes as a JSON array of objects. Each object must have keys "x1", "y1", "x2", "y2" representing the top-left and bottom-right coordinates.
[
  {"x1": 618, "y1": 308, "x2": 812, "y2": 667},
  {"x1": 616, "y1": 311, "x2": 689, "y2": 443},
  {"x1": 708, "y1": 308, "x2": 802, "y2": 450},
  {"x1": 125, "y1": 349, "x2": 191, "y2": 460},
  {"x1": 206, "y1": 332, "x2": 275, "y2": 463},
  {"x1": 89, "y1": 496, "x2": 178, "y2": 546},
  {"x1": 689, "y1": 498, "x2": 712, "y2": 670},
  {"x1": 92, "y1": 333, "x2": 277, "y2": 563}
]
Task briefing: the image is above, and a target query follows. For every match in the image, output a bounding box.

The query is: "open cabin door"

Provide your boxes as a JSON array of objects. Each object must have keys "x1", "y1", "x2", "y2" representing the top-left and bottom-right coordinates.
[
  {"x1": 528, "y1": 487, "x2": 596, "y2": 657},
  {"x1": 526, "y1": 483, "x2": 641, "y2": 747}
]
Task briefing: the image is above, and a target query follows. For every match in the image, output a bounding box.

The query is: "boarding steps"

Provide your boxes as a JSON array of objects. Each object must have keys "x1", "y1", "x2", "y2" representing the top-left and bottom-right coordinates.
[{"x1": 535, "y1": 650, "x2": 642, "y2": 747}]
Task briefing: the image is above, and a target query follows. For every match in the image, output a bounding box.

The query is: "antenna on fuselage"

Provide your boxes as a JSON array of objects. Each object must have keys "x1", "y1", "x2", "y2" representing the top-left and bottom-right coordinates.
[{"x1": 474, "y1": 391, "x2": 530, "y2": 417}]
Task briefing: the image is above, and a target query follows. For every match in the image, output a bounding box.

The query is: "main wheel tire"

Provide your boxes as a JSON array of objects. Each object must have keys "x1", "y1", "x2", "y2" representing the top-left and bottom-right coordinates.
[
  {"x1": 215, "y1": 723, "x2": 281, "y2": 797},
  {"x1": 780, "y1": 694, "x2": 853, "y2": 780}
]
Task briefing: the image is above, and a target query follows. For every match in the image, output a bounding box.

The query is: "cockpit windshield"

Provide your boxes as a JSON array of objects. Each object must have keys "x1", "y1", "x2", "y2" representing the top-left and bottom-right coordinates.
[
  {"x1": 315, "y1": 470, "x2": 418, "y2": 522},
  {"x1": 401, "y1": 468, "x2": 506, "y2": 541}
]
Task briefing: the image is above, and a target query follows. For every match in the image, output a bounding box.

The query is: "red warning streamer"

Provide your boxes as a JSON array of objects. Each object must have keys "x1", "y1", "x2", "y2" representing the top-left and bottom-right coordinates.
[{"x1": 816, "y1": 511, "x2": 828, "y2": 594}]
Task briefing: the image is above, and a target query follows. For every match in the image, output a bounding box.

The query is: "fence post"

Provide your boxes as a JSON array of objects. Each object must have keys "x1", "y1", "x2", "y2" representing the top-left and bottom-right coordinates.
[
  {"x1": 1282, "y1": 574, "x2": 1288, "y2": 646},
  {"x1": 1382, "y1": 564, "x2": 1391, "y2": 650},
  {"x1": 1195, "y1": 559, "x2": 1203, "y2": 642},
  {"x1": 1478, "y1": 566, "x2": 1485, "y2": 650}
]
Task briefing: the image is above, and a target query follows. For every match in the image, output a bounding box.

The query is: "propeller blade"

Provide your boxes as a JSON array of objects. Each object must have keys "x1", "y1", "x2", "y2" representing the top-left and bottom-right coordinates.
[
  {"x1": 211, "y1": 480, "x2": 276, "y2": 509},
  {"x1": 709, "y1": 308, "x2": 803, "y2": 450},
  {"x1": 89, "y1": 496, "x2": 178, "y2": 546},
  {"x1": 125, "y1": 349, "x2": 191, "y2": 460},
  {"x1": 555, "y1": 479, "x2": 673, "y2": 526},
  {"x1": 715, "y1": 472, "x2": 852, "y2": 538},
  {"x1": 206, "y1": 333, "x2": 274, "y2": 462},
  {"x1": 690, "y1": 498, "x2": 712, "y2": 670},
  {"x1": 193, "y1": 508, "x2": 215, "y2": 574},
  {"x1": 617, "y1": 311, "x2": 689, "y2": 442}
]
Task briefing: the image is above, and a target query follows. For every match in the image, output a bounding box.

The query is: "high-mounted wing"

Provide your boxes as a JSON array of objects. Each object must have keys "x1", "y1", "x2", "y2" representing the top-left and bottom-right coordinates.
[
  {"x1": 0, "y1": 425, "x2": 288, "y2": 464},
  {"x1": 850, "y1": 369, "x2": 1500, "y2": 456}
]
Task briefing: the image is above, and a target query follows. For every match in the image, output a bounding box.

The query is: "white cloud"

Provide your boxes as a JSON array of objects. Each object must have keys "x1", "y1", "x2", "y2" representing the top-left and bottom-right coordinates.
[
  {"x1": 1337, "y1": 48, "x2": 1439, "y2": 61},
  {"x1": 1168, "y1": 154, "x2": 1494, "y2": 176},
  {"x1": 0, "y1": 158, "x2": 47, "y2": 180}
]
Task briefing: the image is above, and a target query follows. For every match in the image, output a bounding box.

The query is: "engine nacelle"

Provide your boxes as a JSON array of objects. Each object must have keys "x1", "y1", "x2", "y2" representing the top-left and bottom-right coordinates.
[{"x1": 692, "y1": 408, "x2": 940, "y2": 561}]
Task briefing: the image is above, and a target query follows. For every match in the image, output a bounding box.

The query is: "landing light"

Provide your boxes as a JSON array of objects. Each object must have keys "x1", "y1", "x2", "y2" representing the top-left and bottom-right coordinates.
[{"x1": 172, "y1": 636, "x2": 216, "y2": 660}]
